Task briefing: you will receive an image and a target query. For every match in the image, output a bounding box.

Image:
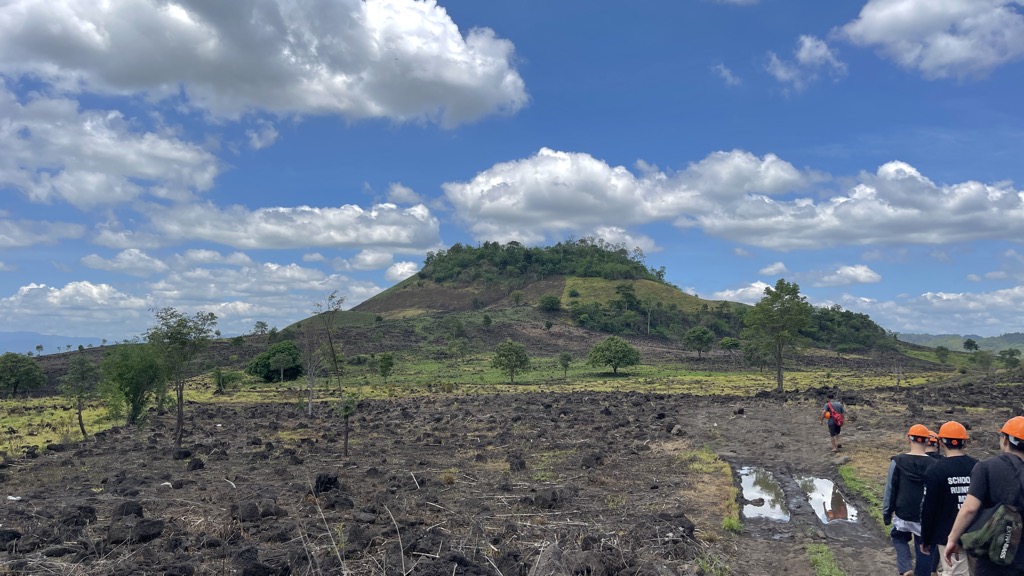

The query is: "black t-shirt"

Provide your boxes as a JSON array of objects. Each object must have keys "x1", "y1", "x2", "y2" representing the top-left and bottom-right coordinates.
[
  {"x1": 966, "y1": 454, "x2": 1024, "y2": 575},
  {"x1": 920, "y1": 454, "x2": 977, "y2": 545}
]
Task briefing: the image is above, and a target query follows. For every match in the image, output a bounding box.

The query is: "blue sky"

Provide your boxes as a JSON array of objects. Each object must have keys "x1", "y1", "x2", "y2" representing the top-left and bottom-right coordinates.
[{"x1": 2, "y1": 0, "x2": 1024, "y2": 347}]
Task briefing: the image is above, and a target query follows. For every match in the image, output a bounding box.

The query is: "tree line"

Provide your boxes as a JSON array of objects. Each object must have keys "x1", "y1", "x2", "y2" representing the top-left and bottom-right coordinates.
[{"x1": 420, "y1": 237, "x2": 666, "y2": 285}]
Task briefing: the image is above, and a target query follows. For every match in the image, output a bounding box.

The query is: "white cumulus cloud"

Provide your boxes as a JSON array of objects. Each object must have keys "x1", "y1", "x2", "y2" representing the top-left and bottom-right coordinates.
[
  {"x1": 387, "y1": 183, "x2": 423, "y2": 204},
  {"x1": 82, "y1": 249, "x2": 169, "y2": 277},
  {"x1": 0, "y1": 0, "x2": 528, "y2": 127},
  {"x1": 386, "y1": 261, "x2": 420, "y2": 282},
  {"x1": 0, "y1": 281, "x2": 152, "y2": 337},
  {"x1": 350, "y1": 250, "x2": 394, "y2": 271},
  {"x1": 442, "y1": 147, "x2": 810, "y2": 244},
  {"x1": 0, "y1": 85, "x2": 219, "y2": 208},
  {"x1": 814, "y1": 264, "x2": 882, "y2": 287},
  {"x1": 767, "y1": 36, "x2": 847, "y2": 91},
  {"x1": 445, "y1": 150, "x2": 1024, "y2": 252},
  {"x1": 0, "y1": 217, "x2": 86, "y2": 248},
  {"x1": 760, "y1": 262, "x2": 788, "y2": 275},
  {"x1": 840, "y1": 0, "x2": 1024, "y2": 79},
  {"x1": 145, "y1": 201, "x2": 441, "y2": 250},
  {"x1": 712, "y1": 281, "x2": 770, "y2": 304}
]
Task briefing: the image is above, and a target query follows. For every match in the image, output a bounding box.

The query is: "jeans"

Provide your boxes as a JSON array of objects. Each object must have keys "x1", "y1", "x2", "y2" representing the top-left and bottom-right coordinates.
[{"x1": 891, "y1": 528, "x2": 931, "y2": 576}]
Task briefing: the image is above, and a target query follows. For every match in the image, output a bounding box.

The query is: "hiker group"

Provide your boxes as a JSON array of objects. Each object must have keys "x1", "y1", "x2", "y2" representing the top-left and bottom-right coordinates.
[{"x1": 879, "y1": 416, "x2": 1024, "y2": 576}]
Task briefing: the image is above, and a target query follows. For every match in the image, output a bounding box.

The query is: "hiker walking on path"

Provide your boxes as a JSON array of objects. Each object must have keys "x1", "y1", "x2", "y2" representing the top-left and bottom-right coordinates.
[
  {"x1": 944, "y1": 416, "x2": 1024, "y2": 576},
  {"x1": 920, "y1": 421, "x2": 976, "y2": 576},
  {"x1": 883, "y1": 424, "x2": 937, "y2": 576},
  {"x1": 820, "y1": 392, "x2": 845, "y2": 453}
]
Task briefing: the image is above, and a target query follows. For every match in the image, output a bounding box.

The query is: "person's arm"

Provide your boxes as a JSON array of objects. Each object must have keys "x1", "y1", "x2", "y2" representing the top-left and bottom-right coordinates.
[
  {"x1": 881, "y1": 460, "x2": 896, "y2": 524},
  {"x1": 943, "y1": 494, "x2": 982, "y2": 566},
  {"x1": 820, "y1": 405, "x2": 827, "y2": 424}
]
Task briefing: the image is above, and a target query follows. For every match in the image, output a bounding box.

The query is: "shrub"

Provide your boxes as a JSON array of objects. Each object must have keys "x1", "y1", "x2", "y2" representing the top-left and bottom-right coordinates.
[
  {"x1": 246, "y1": 341, "x2": 303, "y2": 382},
  {"x1": 537, "y1": 294, "x2": 562, "y2": 312}
]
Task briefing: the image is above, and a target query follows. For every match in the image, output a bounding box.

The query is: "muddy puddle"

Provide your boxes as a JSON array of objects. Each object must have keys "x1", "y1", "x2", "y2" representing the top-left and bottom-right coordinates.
[
  {"x1": 738, "y1": 467, "x2": 789, "y2": 521},
  {"x1": 797, "y1": 475, "x2": 858, "y2": 524},
  {"x1": 738, "y1": 467, "x2": 858, "y2": 525}
]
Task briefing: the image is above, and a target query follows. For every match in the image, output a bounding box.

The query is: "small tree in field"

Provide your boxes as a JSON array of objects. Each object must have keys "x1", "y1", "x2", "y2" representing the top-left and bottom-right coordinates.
[
  {"x1": 492, "y1": 340, "x2": 530, "y2": 384},
  {"x1": 147, "y1": 308, "x2": 217, "y2": 448},
  {"x1": 558, "y1": 351, "x2": 572, "y2": 378},
  {"x1": 963, "y1": 338, "x2": 979, "y2": 352},
  {"x1": 934, "y1": 345, "x2": 950, "y2": 364},
  {"x1": 247, "y1": 341, "x2": 303, "y2": 382},
  {"x1": 378, "y1": 353, "x2": 395, "y2": 385},
  {"x1": 587, "y1": 336, "x2": 640, "y2": 375},
  {"x1": 339, "y1": 393, "x2": 358, "y2": 457},
  {"x1": 0, "y1": 352, "x2": 46, "y2": 398},
  {"x1": 269, "y1": 352, "x2": 293, "y2": 383},
  {"x1": 683, "y1": 326, "x2": 716, "y2": 359},
  {"x1": 719, "y1": 337, "x2": 741, "y2": 358},
  {"x1": 741, "y1": 279, "x2": 813, "y2": 392},
  {"x1": 998, "y1": 348, "x2": 1021, "y2": 370},
  {"x1": 100, "y1": 344, "x2": 165, "y2": 425},
  {"x1": 60, "y1": 355, "x2": 102, "y2": 439}
]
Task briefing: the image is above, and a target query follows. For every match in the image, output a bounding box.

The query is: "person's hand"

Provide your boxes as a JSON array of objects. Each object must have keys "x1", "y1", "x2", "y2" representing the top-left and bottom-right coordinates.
[
  {"x1": 919, "y1": 543, "x2": 930, "y2": 555},
  {"x1": 944, "y1": 539, "x2": 962, "y2": 566}
]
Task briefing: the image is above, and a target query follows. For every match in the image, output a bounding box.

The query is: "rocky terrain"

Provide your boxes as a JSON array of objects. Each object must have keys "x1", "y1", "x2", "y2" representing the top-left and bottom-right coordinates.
[{"x1": 3, "y1": 380, "x2": 1020, "y2": 575}]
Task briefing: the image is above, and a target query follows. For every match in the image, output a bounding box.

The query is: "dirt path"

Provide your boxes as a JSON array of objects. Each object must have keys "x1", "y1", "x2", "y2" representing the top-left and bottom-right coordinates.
[
  {"x1": 694, "y1": 400, "x2": 896, "y2": 575},
  {"x1": 1, "y1": 384, "x2": 1017, "y2": 575}
]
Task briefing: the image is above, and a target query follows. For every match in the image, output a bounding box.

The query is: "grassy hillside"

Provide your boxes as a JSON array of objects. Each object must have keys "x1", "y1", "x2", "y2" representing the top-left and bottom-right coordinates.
[{"x1": 900, "y1": 332, "x2": 1024, "y2": 353}]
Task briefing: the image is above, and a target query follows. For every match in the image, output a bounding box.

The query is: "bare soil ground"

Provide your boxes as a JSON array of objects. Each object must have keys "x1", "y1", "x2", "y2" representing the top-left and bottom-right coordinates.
[{"x1": 2, "y1": 380, "x2": 1021, "y2": 576}]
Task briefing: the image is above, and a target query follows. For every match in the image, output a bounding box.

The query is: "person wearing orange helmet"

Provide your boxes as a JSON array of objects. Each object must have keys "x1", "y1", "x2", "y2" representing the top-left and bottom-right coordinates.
[
  {"x1": 920, "y1": 421, "x2": 976, "y2": 576},
  {"x1": 883, "y1": 424, "x2": 938, "y2": 576},
  {"x1": 944, "y1": 416, "x2": 1024, "y2": 575}
]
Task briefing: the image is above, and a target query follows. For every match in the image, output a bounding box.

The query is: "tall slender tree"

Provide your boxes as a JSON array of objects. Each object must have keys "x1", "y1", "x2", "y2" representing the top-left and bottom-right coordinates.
[
  {"x1": 147, "y1": 308, "x2": 217, "y2": 448},
  {"x1": 742, "y1": 279, "x2": 813, "y2": 392},
  {"x1": 60, "y1": 355, "x2": 102, "y2": 439},
  {"x1": 314, "y1": 292, "x2": 345, "y2": 391}
]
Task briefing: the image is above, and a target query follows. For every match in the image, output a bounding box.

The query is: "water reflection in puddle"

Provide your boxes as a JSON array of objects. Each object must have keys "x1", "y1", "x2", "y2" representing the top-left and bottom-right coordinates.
[
  {"x1": 797, "y1": 476, "x2": 858, "y2": 524},
  {"x1": 739, "y1": 467, "x2": 790, "y2": 521}
]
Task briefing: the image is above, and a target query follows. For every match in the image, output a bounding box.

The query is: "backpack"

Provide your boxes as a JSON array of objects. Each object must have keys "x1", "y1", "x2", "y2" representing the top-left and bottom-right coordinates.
[
  {"x1": 827, "y1": 402, "x2": 844, "y2": 427},
  {"x1": 960, "y1": 455, "x2": 1024, "y2": 566}
]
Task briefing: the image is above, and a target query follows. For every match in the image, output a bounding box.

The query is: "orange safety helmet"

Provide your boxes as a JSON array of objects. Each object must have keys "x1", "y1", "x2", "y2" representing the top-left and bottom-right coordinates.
[
  {"x1": 1000, "y1": 416, "x2": 1024, "y2": 447},
  {"x1": 938, "y1": 421, "x2": 969, "y2": 448},
  {"x1": 926, "y1": 430, "x2": 938, "y2": 446},
  {"x1": 908, "y1": 424, "x2": 930, "y2": 443}
]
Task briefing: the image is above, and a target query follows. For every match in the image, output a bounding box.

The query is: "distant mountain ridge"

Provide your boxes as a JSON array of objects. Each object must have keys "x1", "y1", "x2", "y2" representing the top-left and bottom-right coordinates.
[{"x1": 899, "y1": 332, "x2": 1024, "y2": 352}]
